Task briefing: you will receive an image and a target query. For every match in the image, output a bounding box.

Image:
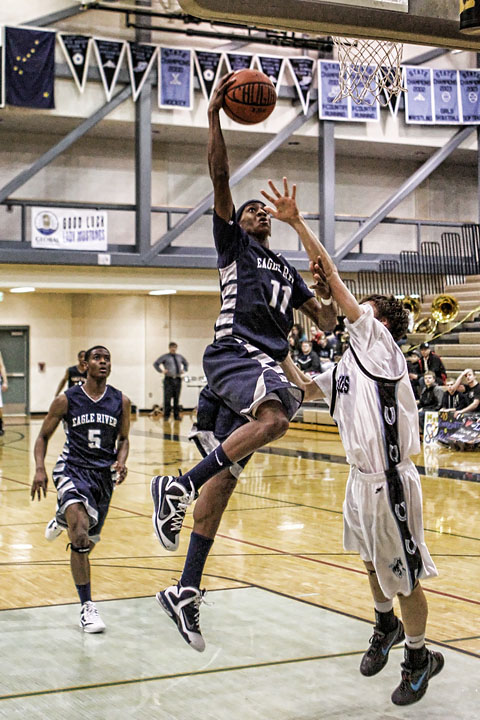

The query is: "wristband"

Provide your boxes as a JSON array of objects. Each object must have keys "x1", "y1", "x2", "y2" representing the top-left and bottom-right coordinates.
[{"x1": 320, "y1": 295, "x2": 333, "y2": 306}]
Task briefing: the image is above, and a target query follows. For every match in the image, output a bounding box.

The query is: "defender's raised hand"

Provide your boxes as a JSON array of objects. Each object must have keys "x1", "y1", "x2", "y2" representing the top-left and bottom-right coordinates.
[{"x1": 260, "y1": 177, "x2": 300, "y2": 225}]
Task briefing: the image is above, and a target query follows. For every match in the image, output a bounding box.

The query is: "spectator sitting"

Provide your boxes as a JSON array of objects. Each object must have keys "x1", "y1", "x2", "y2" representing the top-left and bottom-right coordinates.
[
  {"x1": 295, "y1": 340, "x2": 321, "y2": 375},
  {"x1": 406, "y1": 349, "x2": 422, "y2": 400},
  {"x1": 439, "y1": 378, "x2": 463, "y2": 411},
  {"x1": 288, "y1": 334, "x2": 300, "y2": 363},
  {"x1": 449, "y1": 368, "x2": 480, "y2": 418},
  {"x1": 291, "y1": 322, "x2": 307, "y2": 346},
  {"x1": 418, "y1": 371, "x2": 444, "y2": 435},
  {"x1": 309, "y1": 325, "x2": 322, "y2": 355},
  {"x1": 419, "y1": 342, "x2": 447, "y2": 386},
  {"x1": 316, "y1": 333, "x2": 335, "y2": 371}
]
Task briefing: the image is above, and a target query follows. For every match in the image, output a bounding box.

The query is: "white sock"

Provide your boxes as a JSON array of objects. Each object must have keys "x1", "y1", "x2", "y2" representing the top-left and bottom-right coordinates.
[
  {"x1": 374, "y1": 600, "x2": 393, "y2": 613},
  {"x1": 405, "y1": 633, "x2": 425, "y2": 649}
]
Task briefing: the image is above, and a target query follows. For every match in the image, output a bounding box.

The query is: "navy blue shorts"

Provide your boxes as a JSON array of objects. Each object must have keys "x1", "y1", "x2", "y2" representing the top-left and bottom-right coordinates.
[
  {"x1": 52, "y1": 459, "x2": 115, "y2": 542},
  {"x1": 203, "y1": 337, "x2": 303, "y2": 421}
]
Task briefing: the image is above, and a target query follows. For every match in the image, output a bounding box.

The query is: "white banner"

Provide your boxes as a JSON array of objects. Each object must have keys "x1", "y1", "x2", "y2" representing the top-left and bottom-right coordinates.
[{"x1": 31, "y1": 207, "x2": 107, "y2": 251}]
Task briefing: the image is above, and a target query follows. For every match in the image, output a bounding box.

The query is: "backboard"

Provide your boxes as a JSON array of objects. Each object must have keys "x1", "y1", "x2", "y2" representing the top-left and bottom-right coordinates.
[{"x1": 178, "y1": 1, "x2": 480, "y2": 50}]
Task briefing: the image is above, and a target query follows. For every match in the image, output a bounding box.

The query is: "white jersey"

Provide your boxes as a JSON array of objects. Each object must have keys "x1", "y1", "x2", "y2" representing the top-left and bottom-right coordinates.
[{"x1": 314, "y1": 304, "x2": 420, "y2": 474}]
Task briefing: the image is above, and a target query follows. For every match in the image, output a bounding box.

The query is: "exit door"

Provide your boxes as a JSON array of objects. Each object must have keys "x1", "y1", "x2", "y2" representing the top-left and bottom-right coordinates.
[{"x1": 0, "y1": 327, "x2": 29, "y2": 414}]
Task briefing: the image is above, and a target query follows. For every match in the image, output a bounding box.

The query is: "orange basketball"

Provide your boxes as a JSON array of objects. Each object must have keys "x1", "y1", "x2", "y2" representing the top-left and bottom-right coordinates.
[{"x1": 223, "y1": 69, "x2": 277, "y2": 125}]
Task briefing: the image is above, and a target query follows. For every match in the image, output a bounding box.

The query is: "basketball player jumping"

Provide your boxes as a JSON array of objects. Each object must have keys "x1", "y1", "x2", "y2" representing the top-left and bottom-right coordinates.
[
  {"x1": 150, "y1": 73, "x2": 337, "y2": 651},
  {"x1": 31, "y1": 346, "x2": 130, "y2": 633},
  {"x1": 261, "y1": 178, "x2": 443, "y2": 706}
]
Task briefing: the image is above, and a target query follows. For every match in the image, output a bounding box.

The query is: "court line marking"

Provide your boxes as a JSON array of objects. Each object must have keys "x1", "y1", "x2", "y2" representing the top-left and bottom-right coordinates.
[
  {"x1": 0, "y1": 648, "x2": 380, "y2": 702},
  {"x1": 4, "y1": 472, "x2": 480, "y2": 606},
  {"x1": 8, "y1": 471, "x2": 480, "y2": 544}
]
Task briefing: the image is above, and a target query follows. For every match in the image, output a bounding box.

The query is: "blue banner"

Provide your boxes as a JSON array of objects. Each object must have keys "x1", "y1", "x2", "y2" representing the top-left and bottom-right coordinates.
[
  {"x1": 288, "y1": 57, "x2": 314, "y2": 114},
  {"x1": 318, "y1": 61, "x2": 349, "y2": 121},
  {"x1": 432, "y1": 69, "x2": 460, "y2": 124},
  {"x1": 194, "y1": 50, "x2": 223, "y2": 101},
  {"x1": 127, "y1": 42, "x2": 158, "y2": 101},
  {"x1": 225, "y1": 53, "x2": 252, "y2": 72},
  {"x1": 404, "y1": 67, "x2": 433, "y2": 124},
  {"x1": 349, "y1": 67, "x2": 379, "y2": 122},
  {"x1": 159, "y1": 47, "x2": 193, "y2": 109},
  {"x1": 459, "y1": 70, "x2": 480, "y2": 123},
  {"x1": 5, "y1": 26, "x2": 55, "y2": 109},
  {"x1": 255, "y1": 56, "x2": 284, "y2": 90}
]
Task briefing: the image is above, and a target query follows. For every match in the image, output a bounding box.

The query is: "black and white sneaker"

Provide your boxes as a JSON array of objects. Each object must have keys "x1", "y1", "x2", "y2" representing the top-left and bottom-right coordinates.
[
  {"x1": 156, "y1": 584, "x2": 206, "y2": 652},
  {"x1": 79, "y1": 601, "x2": 106, "y2": 633},
  {"x1": 391, "y1": 648, "x2": 444, "y2": 705},
  {"x1": 150, "y1": 475, "x2": 196, "y2": 551},
  {"x1": 45, "y1": 517, "x2": 63, "y2": 542},
  {"x1": 360, "y1": 619, "x2": 405, "y2": 676}
]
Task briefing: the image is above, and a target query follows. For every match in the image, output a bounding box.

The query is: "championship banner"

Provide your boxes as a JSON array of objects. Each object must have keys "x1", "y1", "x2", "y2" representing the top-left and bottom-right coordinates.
[
  {"x1": 58, "y1": 34, "x2": 91, "y2": 93},
  {"x1": 127, "y1": 41, "x2": 158, "y2": 101},
  {"x1": 5, "y1": 26, "x2": 55, "y2": 109},
  {"x1": 255, "y1": 55, "x2": 284, "y2": 90},
  {"x1": 349, "y1": 67, "x2": 380, "y2": 122},
  {"x1": 436, "y1": 410, "x2": 480, "y2": 450},
  {"x1": 31, "y1": 208, "x2": 107, "y2": 251},
  {"x1": 459, "y1": 69, "x2": 480, "y2": 123},
  {"x1": 318, "y1": 61, "x2": 349, "y2": 121},
  {"x1": 93, "y1": 38, "x2": 126, "y2": 101},
  {"x1": 432, "y1": 69, "x2": 460, "y2": 124},
  {"x1": 159, "y1": 47, "x2": 193, "y2": 110},
  {"x1": 225, "y1": 53, "x2": 253, "y2": 72},
  {"x1": 404, "y1": 66, "x2": 433, "y2": 124},
  {"x1": 288, "y1": 56, "x2": 314, "y2": 114},
  {"x1": 194, "y1": 50, "x2": 223, "y2": 101}
]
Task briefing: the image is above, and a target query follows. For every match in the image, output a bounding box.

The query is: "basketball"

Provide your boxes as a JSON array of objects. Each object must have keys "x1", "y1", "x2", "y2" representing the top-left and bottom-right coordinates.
[{"x1": 223, "y1": 69, "x2": 277, "y2": 125}]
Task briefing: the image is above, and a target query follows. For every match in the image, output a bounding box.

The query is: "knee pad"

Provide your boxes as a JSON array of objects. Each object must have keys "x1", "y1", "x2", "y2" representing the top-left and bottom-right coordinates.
[{"x1": 66, "y1": 542, "x2": 89, "y2": 554}]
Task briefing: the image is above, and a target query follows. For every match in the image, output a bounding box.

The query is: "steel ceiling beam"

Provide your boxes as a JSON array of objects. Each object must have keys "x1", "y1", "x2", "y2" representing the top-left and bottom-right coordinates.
[
  {"x1": 333, "y1": 125, "x2": 476, "y2": 263},
  {"x1": 24, "y1": 4, "x2": 91, "y2": 27},
  {"x1": 142, "y1": 102, "x2": 319, "y2": 264},
  {"x1": 0, "y1": 86, "x2": 132, "y2": 205}
]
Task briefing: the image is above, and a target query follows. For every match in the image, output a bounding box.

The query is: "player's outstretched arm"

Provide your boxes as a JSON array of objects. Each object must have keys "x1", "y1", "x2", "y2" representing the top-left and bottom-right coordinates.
[
  {"x1": 113, "y1": 395, "x2": 131, "y2": 484},
  {"x1": 31, "y1": 394, "x2": 67, "y2": 501},
  {"x1": 208, "y1": 73, "x2": 235, "y2": 222},
  {"x1": 261, "y1": 177, "x2": 362, "y2": 324},
  {"x1": 280, "y1": 354, "x2": 324, "y2": 402}
]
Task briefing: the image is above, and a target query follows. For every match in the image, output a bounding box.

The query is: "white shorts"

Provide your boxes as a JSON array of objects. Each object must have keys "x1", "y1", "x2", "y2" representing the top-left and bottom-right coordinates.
[
  {"x1": 343, "y1": 459, "x2": 438, "y2": 599},
  {"x1": 0, "y1": 388, "x2": 3, "y2": 408}
]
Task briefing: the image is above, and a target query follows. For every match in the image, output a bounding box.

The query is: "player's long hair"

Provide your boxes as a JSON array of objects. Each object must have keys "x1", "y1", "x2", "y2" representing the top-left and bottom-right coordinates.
[{"x1": 359, "y1": 294, "x2": 409, "y2": 341}]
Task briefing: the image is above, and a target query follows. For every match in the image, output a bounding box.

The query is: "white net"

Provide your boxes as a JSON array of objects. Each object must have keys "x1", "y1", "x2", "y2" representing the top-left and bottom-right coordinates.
[{"x1": 332, "y1": 37, "x2": 405, "y2": 106}]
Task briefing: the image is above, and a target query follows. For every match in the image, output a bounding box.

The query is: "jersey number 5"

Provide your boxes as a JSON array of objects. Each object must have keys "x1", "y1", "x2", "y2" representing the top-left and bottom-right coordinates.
[
  {"x1": 269, "y1": 279, "x2": 292, "y2": 314},
  {"x1": 88, "y1": 428, "x2": 102, "y2": 449}
]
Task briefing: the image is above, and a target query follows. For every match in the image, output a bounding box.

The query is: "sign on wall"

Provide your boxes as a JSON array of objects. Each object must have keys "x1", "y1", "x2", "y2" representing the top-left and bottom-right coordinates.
[{"x1": 31, "y1": 208, "x2": 107, "y2": 251}]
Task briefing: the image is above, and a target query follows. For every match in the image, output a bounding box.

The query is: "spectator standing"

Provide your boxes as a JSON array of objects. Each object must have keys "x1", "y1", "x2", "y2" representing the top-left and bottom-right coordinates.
[
  {"x1": 154, "y1": 342, "x2": 189, "y2": 421},
  {"x1": 419, "y1": 343, "x2": 446, "y2": 385},
  {"x1": 0, "y1": 350, "x2": 8, "y2": 436},
  {"x1": 418, "y1": 371, "x2": 444, "y2": 434}
]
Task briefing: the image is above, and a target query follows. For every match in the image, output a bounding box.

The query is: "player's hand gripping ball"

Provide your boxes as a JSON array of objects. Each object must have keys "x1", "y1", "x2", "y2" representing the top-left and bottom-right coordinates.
[{"x1": 223, "y1": 69, "x2": 277, "y2": 125}]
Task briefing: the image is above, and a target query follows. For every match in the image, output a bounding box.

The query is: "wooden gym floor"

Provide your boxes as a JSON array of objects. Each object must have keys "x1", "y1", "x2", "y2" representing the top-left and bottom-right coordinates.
[{"x1": 0, "y1": 415, "x2": 478, "y2": 718}]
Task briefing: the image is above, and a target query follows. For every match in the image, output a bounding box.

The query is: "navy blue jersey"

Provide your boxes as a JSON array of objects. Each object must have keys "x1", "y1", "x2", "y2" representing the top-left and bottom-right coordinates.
[
  {"x1": 60, "y1": 385, "x2": 123, "y2": 468},
  {"x1": 67, "y1": 365, "x2": 87, "y2": 388},
  {"x1": 213, "y1": 211, "x2": 314, "y2": 361}
]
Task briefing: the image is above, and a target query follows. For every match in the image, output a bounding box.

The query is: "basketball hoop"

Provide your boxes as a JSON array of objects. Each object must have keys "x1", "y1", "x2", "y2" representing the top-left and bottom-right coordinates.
[{"x1": 332, "y1": 37, "x2": 405, "y2": 106}]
